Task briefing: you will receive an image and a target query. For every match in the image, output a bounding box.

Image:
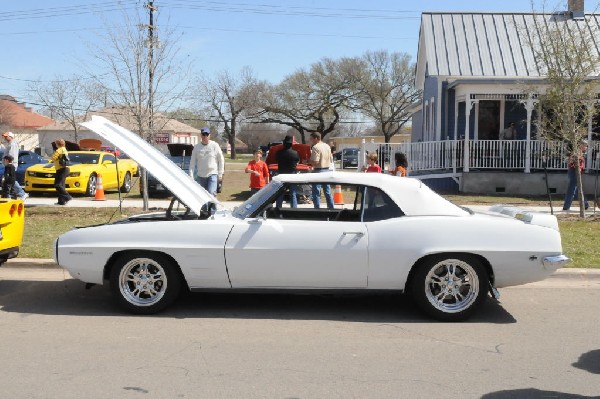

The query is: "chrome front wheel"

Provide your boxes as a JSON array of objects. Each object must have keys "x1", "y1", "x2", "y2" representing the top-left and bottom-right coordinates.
[{"x1": 110, "y1": 253, "x2": 182, "y2": 314}]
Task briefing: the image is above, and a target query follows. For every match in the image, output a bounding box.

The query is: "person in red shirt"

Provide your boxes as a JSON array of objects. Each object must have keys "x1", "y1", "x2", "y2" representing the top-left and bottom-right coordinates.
[
  {"x1": 245, "y1": 149, "x2": 270, "y2": 194},
  {"x1": 362, "y1": 152, "x2": 382, "y2": 173}
]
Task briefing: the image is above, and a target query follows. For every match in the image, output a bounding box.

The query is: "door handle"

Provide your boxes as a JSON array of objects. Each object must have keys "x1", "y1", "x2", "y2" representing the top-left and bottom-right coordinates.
[{"x1": 343, "y1": 231, "x2": 364, "y2": 237}]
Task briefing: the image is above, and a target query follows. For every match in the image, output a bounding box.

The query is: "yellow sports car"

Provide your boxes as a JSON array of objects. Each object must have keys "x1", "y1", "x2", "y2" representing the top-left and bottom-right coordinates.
[
  {"x1": 0, "y1": 198, "x2": 24, "y2": 265},
  {"x1": 25, "y1": 151, "x2": 138, "y2": 196}
]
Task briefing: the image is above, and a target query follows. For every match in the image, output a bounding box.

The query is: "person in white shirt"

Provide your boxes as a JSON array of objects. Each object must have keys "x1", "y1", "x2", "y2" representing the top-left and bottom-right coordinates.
[
  {"x1": 499, "y1": 122, "x2": 516, "y2": 140},
  {"x1": 2, "y1": 131, "x2": 28, "y2": 200},
  {"x1": 189, "y1": 127, "x2": 224, "y2": 197}
]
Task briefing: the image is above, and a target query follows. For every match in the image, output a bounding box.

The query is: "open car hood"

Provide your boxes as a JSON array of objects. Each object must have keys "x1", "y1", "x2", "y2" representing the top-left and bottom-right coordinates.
[{"x1": 80, "y1": 116, "x2": 217, "y2": 214}]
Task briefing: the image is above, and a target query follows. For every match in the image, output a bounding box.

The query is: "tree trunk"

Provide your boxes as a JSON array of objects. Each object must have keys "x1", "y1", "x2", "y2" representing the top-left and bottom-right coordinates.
[
  {"x1": 229, "y1": 136, "x2": 236, "y2": 159},
  {"x1": 576, "y1": 166, "x2": 585, "y2": 218}
]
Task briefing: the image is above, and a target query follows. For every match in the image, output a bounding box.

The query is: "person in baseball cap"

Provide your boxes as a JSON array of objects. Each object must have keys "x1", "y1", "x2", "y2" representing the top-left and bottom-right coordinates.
[{"x1": 2, "y1": 131, "x2": 14, "y2": 139}]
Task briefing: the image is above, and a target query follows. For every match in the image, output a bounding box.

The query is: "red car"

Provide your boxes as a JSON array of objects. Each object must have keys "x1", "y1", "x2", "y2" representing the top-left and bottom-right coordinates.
[{"x1": 265, "y1": 143, "x2": 312, "y2": 176}]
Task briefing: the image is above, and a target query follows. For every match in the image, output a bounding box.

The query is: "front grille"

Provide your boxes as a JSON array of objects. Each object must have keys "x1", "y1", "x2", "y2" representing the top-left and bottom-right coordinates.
[{"x1": 30, "y1": 172, "x2": 55, "y2": 178}]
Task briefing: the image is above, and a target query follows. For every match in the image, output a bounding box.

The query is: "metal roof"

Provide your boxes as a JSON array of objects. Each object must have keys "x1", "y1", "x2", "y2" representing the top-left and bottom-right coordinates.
[{"x1": 416, "y1": 12, "x2": 600, "y2": 87}]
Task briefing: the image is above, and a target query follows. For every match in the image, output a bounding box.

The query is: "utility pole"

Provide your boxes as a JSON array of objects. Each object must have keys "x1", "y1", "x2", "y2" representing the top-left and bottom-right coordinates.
[
  {"x1": 146, "y1": 0, "x2": 156, "y2": 140},
  {"x1": 141, "y1": 0, "x2": 157, "y2": 210}
]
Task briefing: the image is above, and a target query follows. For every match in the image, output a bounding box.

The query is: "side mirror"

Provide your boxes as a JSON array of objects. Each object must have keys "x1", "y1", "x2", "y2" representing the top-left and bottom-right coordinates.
[{"x1": 208, "y1": 202, "x2": 217, "y2": 219}]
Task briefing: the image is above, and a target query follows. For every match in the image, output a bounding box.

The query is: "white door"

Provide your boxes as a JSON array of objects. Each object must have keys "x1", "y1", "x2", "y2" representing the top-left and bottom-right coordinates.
[{"x1": 225, "y1": 219, "x2": 368, "y2": 288}]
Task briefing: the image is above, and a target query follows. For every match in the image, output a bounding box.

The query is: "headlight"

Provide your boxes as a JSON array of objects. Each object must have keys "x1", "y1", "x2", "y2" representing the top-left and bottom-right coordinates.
[
  {"x1": 28, "y1": 171, "x2": 35, "y2": 176},
  {"x1": 68, "y1": 172, "x2": 81, "y2": 177}
]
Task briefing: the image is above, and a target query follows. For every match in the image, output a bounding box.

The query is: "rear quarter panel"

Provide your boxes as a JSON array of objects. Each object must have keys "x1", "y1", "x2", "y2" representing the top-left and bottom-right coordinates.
[{"x1": 366, "y1": 214, "x2": 563, "y2": 290}]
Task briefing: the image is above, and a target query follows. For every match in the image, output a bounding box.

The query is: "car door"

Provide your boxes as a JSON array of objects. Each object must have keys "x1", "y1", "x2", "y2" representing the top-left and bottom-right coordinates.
[
  {"x1": 99, "y1": 153, "x2": 119, "y2": 189},
  {"x1": 224, "y1": 217, "x2": 369, "y2": 289}
]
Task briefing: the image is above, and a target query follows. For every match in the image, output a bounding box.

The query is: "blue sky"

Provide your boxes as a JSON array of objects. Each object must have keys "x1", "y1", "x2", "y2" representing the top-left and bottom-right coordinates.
[{"x1": 1, "y1": 0, "x2": 595, "y2": 109}]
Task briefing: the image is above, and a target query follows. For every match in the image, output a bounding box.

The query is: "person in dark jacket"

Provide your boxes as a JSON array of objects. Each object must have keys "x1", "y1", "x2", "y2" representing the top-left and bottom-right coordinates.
[
  {"x1": 275, "y1": 135, "x2": 299, "y2": 208},
  {"x1": 1, "y1": 154, "x2": 16, "y2": 199}
]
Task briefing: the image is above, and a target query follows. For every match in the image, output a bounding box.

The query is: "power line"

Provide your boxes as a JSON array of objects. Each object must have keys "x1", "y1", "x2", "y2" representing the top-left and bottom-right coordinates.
[
  {"x1": 178, "y1": 26, "x2": 415, "y2": 41},
  {"x1": 0, "y1": 2, "x2": 138, "y2": 22},
  {"x1": 164, "y1": 0, "x2": 420, "y2": 20}
]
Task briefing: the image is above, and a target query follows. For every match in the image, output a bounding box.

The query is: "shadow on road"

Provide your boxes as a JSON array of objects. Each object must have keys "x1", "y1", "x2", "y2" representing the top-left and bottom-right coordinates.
[
  {"x1": 481, "y1": 388, "x2": 597, "y2": 398},
  {"x1": 0, "y1": 279, "x2": 516, "y2": 323},
  {"x1": 572, "y1": 349, "x2": 600, "y2": 375}
]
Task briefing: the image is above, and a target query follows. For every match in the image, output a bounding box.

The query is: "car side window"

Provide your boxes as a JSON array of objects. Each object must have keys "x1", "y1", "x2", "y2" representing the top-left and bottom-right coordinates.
[
  {"x1": 362, "y1": 186, "x2": 404, "y2": 222},
  {"x1": 261, "y1": 183, "x2": 361, "y2": 222},
  {"x1": 103, "y1": 154, "x2": 116, "y2": 164}
]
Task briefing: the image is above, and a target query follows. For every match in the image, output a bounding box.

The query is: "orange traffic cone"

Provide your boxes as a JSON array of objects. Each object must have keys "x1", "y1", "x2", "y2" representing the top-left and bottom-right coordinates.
[
  {"x1": 333, "y1": 185, "x2": 344, "y2": 205},
  {"x1": 93, "y1": 173, "x2": 106, "y2": 201}
]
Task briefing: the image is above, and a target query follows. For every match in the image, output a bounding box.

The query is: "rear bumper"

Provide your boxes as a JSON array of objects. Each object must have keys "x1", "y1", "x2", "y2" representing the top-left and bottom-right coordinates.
[
  {"x1": 0, "y1": 246, "x2": 20, "y2": 265},
  {"x1": 542, "y1": 255, "x2": 570, "y2": 271}
]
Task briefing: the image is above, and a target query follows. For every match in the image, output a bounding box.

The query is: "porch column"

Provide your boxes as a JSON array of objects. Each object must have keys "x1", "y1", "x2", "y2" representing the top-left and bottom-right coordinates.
[
  {"x1": 524, "y1": 97, "x2": 534, "y2": 173},
  {"x1": 463, "y1": 98, "x2": 473, "y2": 172},
  {"x1": 453, "y1": 99, "x2": 458, "y2": 174}
]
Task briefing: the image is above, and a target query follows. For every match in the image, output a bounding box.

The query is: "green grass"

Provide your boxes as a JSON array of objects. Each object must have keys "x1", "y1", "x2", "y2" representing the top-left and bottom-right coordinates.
[
  {"x1": 557, "y1": 215, "x2": 600, "y2": 269},
  {"x1": 21, "y1": 207, "x2": 141, "y2": 259}
]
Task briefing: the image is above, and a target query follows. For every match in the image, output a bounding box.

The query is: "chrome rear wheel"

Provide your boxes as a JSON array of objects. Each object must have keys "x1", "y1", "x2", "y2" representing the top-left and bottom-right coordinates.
[{"x1": 412, "y1": 255, "x2": 488, "y2": 321}]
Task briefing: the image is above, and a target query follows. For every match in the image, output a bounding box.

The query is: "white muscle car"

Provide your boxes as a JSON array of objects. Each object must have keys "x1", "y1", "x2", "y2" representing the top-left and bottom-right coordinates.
[{"x1": 54, "y1": 116, "x2": 569, "y2": 321}]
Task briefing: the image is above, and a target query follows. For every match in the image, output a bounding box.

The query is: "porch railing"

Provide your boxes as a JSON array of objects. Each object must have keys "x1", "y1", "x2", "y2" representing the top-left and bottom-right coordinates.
[{"x1": 360, "y1": 139, "x2": 600, "y2": 174}]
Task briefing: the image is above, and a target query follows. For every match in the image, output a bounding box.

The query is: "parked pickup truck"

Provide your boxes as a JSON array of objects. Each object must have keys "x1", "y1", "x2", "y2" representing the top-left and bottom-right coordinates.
[{"x1": 0, "y1": 199, "x2": 25, "y2": 265}]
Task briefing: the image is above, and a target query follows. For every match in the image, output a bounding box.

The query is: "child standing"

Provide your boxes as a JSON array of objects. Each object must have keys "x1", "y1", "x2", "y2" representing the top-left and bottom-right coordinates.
[
  {"x1": 245, "y1": 149, "x2": 270, "y2": 194},
  {"x1": 362, "y1": 152, "x2": 382, "y2": 173},
  {"x1": 390, "y1": 152, "x2": 408, "y2": 177},
  {"x1": 2, "y1": 154, "x2": 16, "y2": 199}
]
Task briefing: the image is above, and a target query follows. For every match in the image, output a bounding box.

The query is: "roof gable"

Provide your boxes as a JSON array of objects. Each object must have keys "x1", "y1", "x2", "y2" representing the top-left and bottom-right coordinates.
[
  {"x1": 0, "y1": 98, "x2": 54, "y2": 129},
  {"x1": 415, "y1": 12, "x2": 600, "y2": 88}
]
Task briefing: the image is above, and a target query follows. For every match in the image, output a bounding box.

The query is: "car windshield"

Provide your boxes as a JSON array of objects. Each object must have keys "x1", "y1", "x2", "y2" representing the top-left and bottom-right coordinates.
[
  {"x1": 344, "y1": 149, "x2": 358, "y2": 156},
  {"x1": 232, "y1": 181, "x2": 283, "y2": 219},
  {"x1": 69, "y1": 153, "x2": 100, "y2": 164}
]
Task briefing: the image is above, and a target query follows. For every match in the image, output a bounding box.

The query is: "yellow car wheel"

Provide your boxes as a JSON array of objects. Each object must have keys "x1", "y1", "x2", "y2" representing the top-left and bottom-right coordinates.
[
  {"x1": 120, "y1": 172, "x2": 132, "y2": 193},
  {"x1": 85, "y1": 174, "x2": 97, "y2": 197}
]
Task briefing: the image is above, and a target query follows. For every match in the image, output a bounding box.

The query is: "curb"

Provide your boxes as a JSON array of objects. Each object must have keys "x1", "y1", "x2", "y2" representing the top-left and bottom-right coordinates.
[{"x1": 3, "y1": 258, "x2": 59, "y2": 269}]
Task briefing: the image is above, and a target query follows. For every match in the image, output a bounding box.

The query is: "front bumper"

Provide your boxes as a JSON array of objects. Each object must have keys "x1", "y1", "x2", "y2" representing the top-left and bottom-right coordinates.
[
  {"x1": 25, "y1": 176, "x2": 88, "y2": 194},
  {"x1": 542, "y1": 254, "x2": 571, "y2": 271}
]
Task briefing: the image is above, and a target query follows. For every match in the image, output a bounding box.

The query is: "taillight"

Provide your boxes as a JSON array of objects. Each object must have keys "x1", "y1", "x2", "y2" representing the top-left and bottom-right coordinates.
[
  {"x1": 9, "y1": 203, "x2": 16, "y2": 217},
  {"x1": 18, "y1": 203, "x2": 24, "y2": 216}
]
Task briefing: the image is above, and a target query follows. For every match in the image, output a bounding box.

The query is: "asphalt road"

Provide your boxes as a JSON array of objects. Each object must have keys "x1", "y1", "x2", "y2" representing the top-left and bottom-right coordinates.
[{"x1": 0, "y1": 265, "x2": 599, "y2": 399}]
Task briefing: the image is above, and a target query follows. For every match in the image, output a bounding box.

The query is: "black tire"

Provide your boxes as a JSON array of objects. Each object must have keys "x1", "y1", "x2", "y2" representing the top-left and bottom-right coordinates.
[
  {"x1": 85, "y1": 174, "x2": 97, "y2": 197},
  {"x1": 120, "y1": 172, "x2": 132, "y2": 193},
  {"x1": 109, "y1": 252, "x2": 183, "y2": 315},
  {"x1": 411, "y1": 254, "x2": 488, "y2": 322}
]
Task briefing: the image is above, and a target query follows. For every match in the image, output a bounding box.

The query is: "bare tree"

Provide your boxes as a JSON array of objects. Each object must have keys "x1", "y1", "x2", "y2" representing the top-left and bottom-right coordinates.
[
  {"x1": 257, "y1": 57, "x2": 356, "y2": 143},
  {"x1": 350, "y1": 50, "x2": 421, "y2": 143},
  {"x1": 87, "y1": 4, "x2": 189, "y2": 209},
  {"x1": 194, "y1": 67, "x2": 264, "y2": 159},
  {"x1": 522, "y1": 9, "x2": 600, "y2": 217},
  {"x1": 237, "y1": 122, "x2": 287, "y2": 152},
  {"x1": 30, "y1": 75, "x2": 105, "y2": 143},
  {"x1": 165, "y1": 108, "x2": 212, "y2": 131}
]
